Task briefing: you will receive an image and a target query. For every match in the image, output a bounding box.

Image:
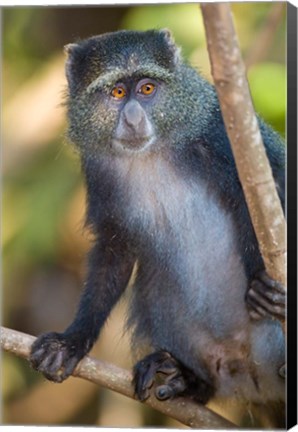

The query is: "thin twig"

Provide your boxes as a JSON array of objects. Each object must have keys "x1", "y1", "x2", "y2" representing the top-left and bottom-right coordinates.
[
  {"x1": 245, "y1": 2, "x2": 285, "y2": 69},
  {"x1": 1, "y1": 326, "x2": 237, "y2": 429},
  {"x1": 200, "y1": 3, "x2": 286, "y2": 332}
]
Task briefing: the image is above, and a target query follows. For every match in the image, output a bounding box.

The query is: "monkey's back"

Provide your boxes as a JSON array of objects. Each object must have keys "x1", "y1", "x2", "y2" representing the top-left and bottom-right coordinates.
[{"x1": 97, "y1": 151, "x2": 284, "y2": 404}]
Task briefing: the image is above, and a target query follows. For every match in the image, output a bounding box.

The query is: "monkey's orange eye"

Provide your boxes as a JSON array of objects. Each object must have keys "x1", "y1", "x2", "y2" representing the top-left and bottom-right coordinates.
[
  {"x1": 111, "y1": 86, "x2": 126, "y2": 99},
  {"x1": 140, "y1": 83, "x2": 155, "y2": 96}
]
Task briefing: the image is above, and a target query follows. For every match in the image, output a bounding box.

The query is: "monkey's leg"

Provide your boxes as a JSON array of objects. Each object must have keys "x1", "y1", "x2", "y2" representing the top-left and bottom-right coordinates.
[
  {"x1": 133, "y1": 350, "x2": 214, "y2": 404},
  {"x1": 30, "y1": 229, "x2": 134, "y2": 383},
  {"x1": 246, "y1": 270, "x2": 285, "y2": 321}
]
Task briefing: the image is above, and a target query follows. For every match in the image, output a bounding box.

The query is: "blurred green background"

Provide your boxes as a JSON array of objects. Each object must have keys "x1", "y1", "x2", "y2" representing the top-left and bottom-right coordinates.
[{"x1": 2, "y1": 3, "x2": 286, "y2": 427}]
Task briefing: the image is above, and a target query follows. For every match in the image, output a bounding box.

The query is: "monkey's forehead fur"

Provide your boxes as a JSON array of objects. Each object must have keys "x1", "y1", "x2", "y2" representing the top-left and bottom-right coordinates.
[{"x1": 65, "y1": 29, "x2": 182, "y2": 92}]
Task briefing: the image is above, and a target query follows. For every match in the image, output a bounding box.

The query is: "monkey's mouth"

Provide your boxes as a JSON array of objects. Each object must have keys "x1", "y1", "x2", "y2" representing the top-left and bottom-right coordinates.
[{"x1": 112, "y1": 136, "x2": 154, "y2": 152}]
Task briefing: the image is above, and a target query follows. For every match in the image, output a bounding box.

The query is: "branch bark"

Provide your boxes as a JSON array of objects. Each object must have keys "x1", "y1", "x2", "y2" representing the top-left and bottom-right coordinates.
[
  {"x1": 1, "y1": 326, "x2": 236, "y2": 429},
  {"x1": 200, "y1": 3, "x2": 286, "y2": 331}
]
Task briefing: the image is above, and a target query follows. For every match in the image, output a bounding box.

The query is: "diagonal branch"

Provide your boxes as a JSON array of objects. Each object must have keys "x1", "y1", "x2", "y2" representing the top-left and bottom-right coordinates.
[
  {"x1": 200, "y1": 3, "x2": 286, "y2": 332},
  {"x1": 0, "y1": 326, "x2": 236, "y2": 429}
]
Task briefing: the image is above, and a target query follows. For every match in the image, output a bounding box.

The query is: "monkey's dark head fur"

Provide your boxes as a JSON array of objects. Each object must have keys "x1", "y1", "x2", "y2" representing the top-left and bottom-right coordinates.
[{"x1": 65, "y1": 29, "x2": 217, "y2": 158}]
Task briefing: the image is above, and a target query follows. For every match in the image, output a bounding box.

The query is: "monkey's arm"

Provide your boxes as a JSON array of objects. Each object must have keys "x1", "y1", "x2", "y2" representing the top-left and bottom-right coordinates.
[
  {"x1": 200, "y1": 114, "x2": 286, "y2": 325},
  {"x1": 244, "y1": 122, "x2": 286, "y2": 323},
  {"x1": 30, "y1": 227, "x2": 135, "y2": 382}
]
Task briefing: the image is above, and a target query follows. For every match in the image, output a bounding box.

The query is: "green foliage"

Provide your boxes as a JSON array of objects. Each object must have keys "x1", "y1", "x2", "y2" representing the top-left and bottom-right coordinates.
[
  {"x1": 3, "y1": 9, "x2": 50, "y2": 83},
  {"x1": 2, "y1": 354, "x2": 27, "y2": 401},
  {"x1": 3, "y1": 143, "x2": 81, "y2": 272},
  {"x1": 121, "y1": 4, "x2": 205, "y2": 57},
  {"x1": 248, "y1": 62, "x2": 286, "y2": 135}
]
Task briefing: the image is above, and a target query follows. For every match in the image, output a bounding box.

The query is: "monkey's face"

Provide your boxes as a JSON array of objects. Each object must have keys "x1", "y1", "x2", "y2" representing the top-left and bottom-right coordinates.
[
  {"x1": 64, "y1": 29, "x2": 184, "y2": 157},
  {"x1": 110, "y1": 78, "x2": 160, "y2": 152},
  {"x1": 67, "y1": 75, "x2": 167, "y2": 156}
]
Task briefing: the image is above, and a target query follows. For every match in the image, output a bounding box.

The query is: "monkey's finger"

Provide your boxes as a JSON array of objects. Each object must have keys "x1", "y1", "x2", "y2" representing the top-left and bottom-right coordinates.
[
  {"x1": 246, "y1": 297, "x2": 268, "y2": 320},
  {"x1": 156, "y1": 375, "x2": 187, "y2": 400},
  {"x1": 133, "y1": 367, "x2": 154, "y2": 400},
  {"x1": 249, "y1": 311, "x2": 261, "y2": 320},
  {"x1": 136, "y1": 387, "x2": 150, "y2": 402},
  {"x1": 246, "y1": 291, "x2": 270, "y2": 318},
  {"x1": 43, "y1": 350, "x2": 65, "y2": 374},
  {"x1": 247, "y1": 287, "x2": 285, "y2": 319},
  {"x1": 155, "y1": 384, "x2": 174, "y2": 400},
  {"x1": 38, "y1": 351, "x2": 60, "y2": 372},
  {"x1": 136, "y1": 362, "x2": 155, "y2": 388},
  {"x1": 134, "y1": 373, "x2": 151, "y2": 401},
  {"x1": 30, "y1": 347, "x2": 48, "y2": 368},
  {"x1": 255, "y1": 271, "x2": 285, "y2": 294},
  {"x1": 248, "y1": 309, "x2": 265, "y2": 321},
  {"x1": 42, "y1": 369, "x2": 65, "y2": 383},
  {"x1": 60, "y1": 356, "x2": 81, "y2": 381},
  {"x1": 251, "y1": 279, "x2": 285, "y2": 306},
  {"x1": 156, "y1": 359, "x2": 179, "y2": 375}
]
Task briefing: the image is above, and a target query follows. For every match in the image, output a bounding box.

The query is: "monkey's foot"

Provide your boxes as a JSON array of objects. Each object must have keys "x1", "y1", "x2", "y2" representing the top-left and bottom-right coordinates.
[
  {"x1": 30, "y1": 332, "x2": 86, "y2": 383},
  {"x1": 246, "y1": 271, "x2": 285, "y2": 321},
  {"x1": 133, "y1": 350, "x2": 214, "y2": 404}
]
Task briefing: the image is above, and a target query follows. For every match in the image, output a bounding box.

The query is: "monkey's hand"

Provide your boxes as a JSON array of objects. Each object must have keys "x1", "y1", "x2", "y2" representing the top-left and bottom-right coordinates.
[
  {"x1": 246, "y1": 272, "x2": 286, "y2": 379},
  {"x1": 30, "y1": 332, "x2": 87, "y2": 383},
  {"x1": 246, "y1": 270, "x2": 286, "y2": 321},
  {"x1": 133, "y1": 350, "x2": 214, "y2": 404}
]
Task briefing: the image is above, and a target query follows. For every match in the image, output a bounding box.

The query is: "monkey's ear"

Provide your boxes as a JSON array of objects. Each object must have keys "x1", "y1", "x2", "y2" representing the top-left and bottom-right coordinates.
[
  {"x1": 160, "y1": 28, "x2": 182, "y2": 65},
  {"x1": 64, "y1": 43, "x2": 80, "y2": 90},
  {"x1": 64, "y1": 43, "x2": 79, "y2": 55}
]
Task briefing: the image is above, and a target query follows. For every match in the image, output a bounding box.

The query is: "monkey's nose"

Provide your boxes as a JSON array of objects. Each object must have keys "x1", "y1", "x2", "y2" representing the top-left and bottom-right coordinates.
[{"x1": 123, "y1": 100, "x2": 145, "y2": 129}]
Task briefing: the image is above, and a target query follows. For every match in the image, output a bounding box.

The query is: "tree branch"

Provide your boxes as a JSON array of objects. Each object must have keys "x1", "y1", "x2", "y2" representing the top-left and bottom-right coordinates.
[
  {"x1": 1, "y1": 326, "x2": 236, "y2": 429},
  {"x1": 245, "y1": 2, "x2": 285, "y2": 69},
  {"x1": 200, "y1": 3, "x2": 286, "y2": 332}
]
